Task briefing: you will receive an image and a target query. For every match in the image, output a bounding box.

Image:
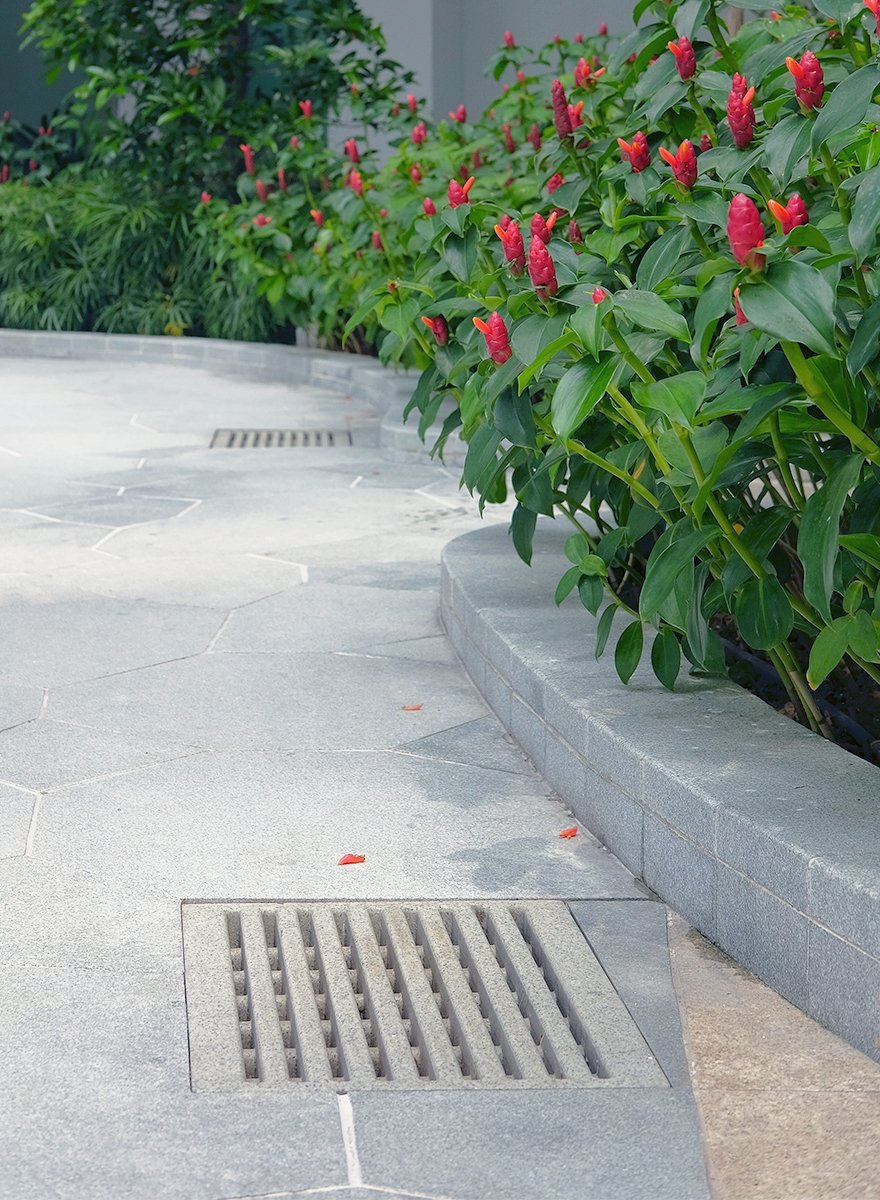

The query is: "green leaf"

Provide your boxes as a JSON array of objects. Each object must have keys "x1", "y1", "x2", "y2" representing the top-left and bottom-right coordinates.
[
  {"x1": 595, "y1": 605, "x2": 617, "y2": 659},
  {"x1": 510, "y1": 313, "x2": 569, "y2": 366},
  {"x1": 846, "y1": 298, "x2": 880, "y2": 376},
  {"x1": 516, "y1": 331, "x2": 577, "y2": 390},
  {"x1": 849, "y1": 165, "x2": 880, "y2": 263},
  {"x1": 494, "y1": 391, "x2": 537, "y2": 447},
  {"x1": 545, "y1": 178, "x2": 589, "y2": 213},
  {"x1": 738, "y1": 261, "x2": 836, "y2": 355},
  {"x1": 734, "y1": 575, "x2": 794, "y2": 650},
  {"x1": 763, "y1": 113, "x2": 812, "y2": 188},
  {"x1": 443, "y1": 226, "x2": 478, "y2": 283},
  {"x1": 555, "y1": 565, "x2": 581, "y2": 605},
  {"x1": 613, "y1": 289, "x2": 690, "y2": 341},
  {"x1": 723, "y1": 506, "x2": 795, "y2": 594},
  {"x1": 798, "y1": 455, "x2": 864, "y2": 622},
  {"x1": 640, "y1": 525, "x2": 718, "y2": 620},
  {"x1": 807, "y1": 618, "x2": 850, "y2": 688},
  {"x1": 550, "y1": 357, "x2": 616, "y2": 439},
  {"x1": 651, "y1": 626, "x2": 681, "y2": 690},
  {"x1": 615, "y1": 619, "x2": 644, "y2": 685},
  {"x1": 632, "y1": 372, "x2": 706, "y2": 429},
  {"x1": 462, "y1": 424, "x2": 502, "y2": 491},
  {"x1": 840, "y1": 532, "x2": 880, "y2": 570},
  {"x1": 509, "y1": 504, "x2": 537, "y2": 566},
  {"x1": 636, "y1": 226, "x2": 690, "y2": 292},
  {"x1": 578, "y1": 575, "x2": 604, "y2": 615},
  {"x1": 811, "y1": 65, "x2": 880, "y2": 151},
  {"x1": 569, "y1": 300, "x2": 605, "y2": 360},
  {"x1": 691, "y1": 273, "x2": 735, "y2": 368}
]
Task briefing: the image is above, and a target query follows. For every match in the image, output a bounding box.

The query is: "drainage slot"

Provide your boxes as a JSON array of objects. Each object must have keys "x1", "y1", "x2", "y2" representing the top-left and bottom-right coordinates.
[{"x1": 210, "y1": 429, "x2": 353, "y2": 448}]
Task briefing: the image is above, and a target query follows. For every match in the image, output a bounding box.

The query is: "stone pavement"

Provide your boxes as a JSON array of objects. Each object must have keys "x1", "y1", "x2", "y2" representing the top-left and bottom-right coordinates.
[{"x1": 0, "y1": 354, "x2": 877, "y2": 1200}]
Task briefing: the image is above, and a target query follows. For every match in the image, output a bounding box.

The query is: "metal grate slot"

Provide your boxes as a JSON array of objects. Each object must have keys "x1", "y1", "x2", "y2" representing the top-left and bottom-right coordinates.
[
  {"x1": 182, "y1": 901, "x2": 668, "y2": 1092},
  {"x1": 210, "y1": 428, "x2": 353, "y2": 448}
]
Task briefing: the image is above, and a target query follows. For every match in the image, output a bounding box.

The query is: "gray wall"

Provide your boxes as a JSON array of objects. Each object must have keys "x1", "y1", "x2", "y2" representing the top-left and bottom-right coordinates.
[{"x1": 0, "y1": 5, "x2": 69, "y2": 129}]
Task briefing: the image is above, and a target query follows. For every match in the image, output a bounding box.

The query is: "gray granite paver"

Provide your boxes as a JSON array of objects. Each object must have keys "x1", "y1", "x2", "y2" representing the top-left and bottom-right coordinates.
[{"x1": 0, "y1": 354, "x2": 707, "y2": 1200}]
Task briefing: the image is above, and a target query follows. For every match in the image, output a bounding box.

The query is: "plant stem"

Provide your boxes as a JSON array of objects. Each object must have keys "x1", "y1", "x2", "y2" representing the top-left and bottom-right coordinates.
[
  {"x1": 782, "y1": 341, "x2": 880, "y2": 464},
  {"x1": 769, "y1": 412, "x2": 805, "y2": 512}
]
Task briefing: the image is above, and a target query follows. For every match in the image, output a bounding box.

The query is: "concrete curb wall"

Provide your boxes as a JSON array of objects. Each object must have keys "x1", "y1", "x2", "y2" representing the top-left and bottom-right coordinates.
[
  {"x1": 0, "y1": 329, "x2": 464, "y2": 463},
  {"x1": 441, "y1": 522, "x2": 880, "y2": 1063}
]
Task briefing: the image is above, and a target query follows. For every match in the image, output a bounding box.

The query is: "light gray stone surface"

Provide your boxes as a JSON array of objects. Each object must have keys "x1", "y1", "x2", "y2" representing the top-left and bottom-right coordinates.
[
  {"x1": 0, "y1": 340, "x2": 703, "y2": 1198},
  {"x1": 441, "y1": 521, "x2": 880, "y2": 1062}
]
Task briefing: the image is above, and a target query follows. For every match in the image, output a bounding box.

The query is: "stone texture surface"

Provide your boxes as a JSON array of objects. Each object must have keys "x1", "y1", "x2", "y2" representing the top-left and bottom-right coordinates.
[{"x1": 441, "y1": 521, "x2": 880, "y2": 1062}]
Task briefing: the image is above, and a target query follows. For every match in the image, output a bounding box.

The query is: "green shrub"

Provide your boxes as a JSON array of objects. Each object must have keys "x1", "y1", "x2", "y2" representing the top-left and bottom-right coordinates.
[{"x1": 200, "y1": 0, "x2": 880, "y2": 740}]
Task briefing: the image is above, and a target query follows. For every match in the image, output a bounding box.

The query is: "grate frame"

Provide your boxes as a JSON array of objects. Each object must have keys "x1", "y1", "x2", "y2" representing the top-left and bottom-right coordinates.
[
  {"x1": 182, "y1": 900, "x2": 667, "y2": 1092},
  {"x1": 210, "y1": 429, "x2": 353, "y2": 448}
]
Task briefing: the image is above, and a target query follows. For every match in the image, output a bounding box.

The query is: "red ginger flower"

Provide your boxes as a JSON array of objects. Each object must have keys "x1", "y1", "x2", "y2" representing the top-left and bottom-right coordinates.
[
  {"x1": 733, "y1": 287, "x2": 748, "y2": 325},
  {"x1": 255, "y1": 179, "x2": 268, "y2": 202},
  {"x1": 449, "y1": 104, "x2": 467, "y2": 122},
  {"x1": 527, "y1": 123, "x2": 542, "y2": 151},
  {"x1": 502, "y1": 123, "x2": 516, "y2": 152},
  {"x1": 730, "y1": 72, "x2": 749, "y2": 96},
  {"x1": 551, "y1": 79, "x2": 573, "y2": 138},
  {"x1": 344, "y1": 137, "x2": 360, "y2": 163},
  {"x1": 200, "y1": 191, "x2": 211, "y2": 204},
  {"x1": 727, "y1": 80, "x2": 756, "y2": 148},
  {"x1": 668, "y1": 36, "x2": 697, "y2": 79},
  {"x1": 617, "y1": 131, "x2": 650, "y2": 172},
  {"x1": 371, "y1": 229, "x2": 383, "y2": 250},
  {"x1": 768, "y1": 192, "x2": 809, "y2": 234},
  {"x1": 504, "y1": 30, "x2": 515, "y2": 48},
  {"x1": 568, "y1": 219, "x2": 584, "y2": 242},
  {"x1": 298, "y1": 99, "x2": 313, "y2": 118},
  {"x1": 348, "y1": 169, "x2": 364, "y2": 197},
  {"x1": 786, "y1": 51, "x2": 824, "y2": 109},
  {"x1": 592, "y1": 286, "x2": 608, "y2": 304},
  {"x1": 412, "y1": 122, "x2": 427, "y2": 145},
  {"x1": 517, "y1": 70, "x2": 526, "y2": 83},
  {"x1": 277, "y1": 168, "x2": 287, "y2": 192},
  {"x1": 547, "y1": 172, "x2": 565, "y2": 194},
  {"x1": 528, "y1": 236, "x2": 558, "y2": 296},
  {"x1": 659, "y1": 139, "x2": 697, "y2": 187},
  {"x1": 423, "y1": 196, "x2": 436, "y2": 216},
  {"x1": 727, "y1": 193, "x2": 765, "y2": 268},
  {"x1": 448, "y1": 175, "x2": 474, "y2": 207},
  {"x1": 309, "y1": 208, "x2": 323, "y2": 226},
  {"x1": 290, "y1": 135, "x2": 300, "y2": 150},
  {"x1": 530, "y1": 210, "x2": 558, "y2": 243},
  {"x1": 568, "y1": 101, "x2": 585, "y2": 129},
  {"x1": 410, "y1": 163, "x2": 422, "y2": 183},
  {"x1": 599, "y1": 21, "x2": 608, "y2": 35},
  {"x1": 253, "y1": 213, "x2": 271, "y2": 227},
  {"x1": 494, "y1": 220, "x2": 526, "y2": 273},
  {"x1": 699, "y1": 132, "x2": 713, "y2": 152},
  {"x1": 240, "y1": 143, "x2": 255, "y2": 175},
  {"x1": 407, "y1": 93, "x2": 418, "y2": 113},
  {"x1": 473, "y1": 313, "x2": 512, "y2": 364},
  {"x1": 421, "y1": 315, "x2": 449, "y2": 345}
]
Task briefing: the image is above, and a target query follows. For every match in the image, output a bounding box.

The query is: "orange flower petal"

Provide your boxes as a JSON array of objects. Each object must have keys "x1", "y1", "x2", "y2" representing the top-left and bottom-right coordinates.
[
  {"x1": 560, "y1": 826, "x2": 578, "y2": 838},
  {"x1": 338, "y1": 853, "x2": 366, "y2": 865}
]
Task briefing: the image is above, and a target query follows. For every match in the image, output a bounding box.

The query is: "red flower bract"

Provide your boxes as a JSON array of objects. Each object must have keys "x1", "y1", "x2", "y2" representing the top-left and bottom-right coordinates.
[
  {"x1": 617, "y1": 131, "x2": 650, "y2": 172},
  {"x1": 658, "y1": 139, "x2": 697, "y2": 187},
  {"x1": 421, "y1": 315, "x2": 449, "y2": 345},
  {"x1": 344, "y1": 137, "x2": 360, "y2": 163},
  {"x1": 494, "y1": 220, "x2": 526, "y2": 273},
  {"x1": 528, "y1": 236, "x2": 558, "y2": 296},
  {"x1": 786, "y1": 51, "x2": 824, "y2": 109},
  {"x1": 727, "y1": 79, "x2": 756, "y2": 148},
  {"x1": 768, "y1": 193, "x2": 809, "y2": 234},
  {"x1": 412, "y1": 122, "x2": 427, "y2": 145},
  {"x1": 592, "y1": 286, "x2": 608, "y2": 304},
  {"x1": 473, "y1": 313, "x2": 512, "y2": 364},
  {"x1": 239, "y1": 143, "x2": 254, "y2": 175},
  {"x1": 727, "y1": 193, "x2": 765, "y2": 268},
  {"x1": 527, "y1": 123, "x2": 542, "y2": 151},
  {"x1": 422, "y1": 196, "x2": 436, "y2": 216},
  {"x1": 568, "y1": 219, "x2": 584, "y2": 243},
  {"x1": 448, "y1": 175, "x2": 475, "y2": 207},
  {"x1": 530, "y1": 211, "x2": 558, "y2": 244},
  {"x1": 551, "y1": 79, "x2": 572, "y2": 138},
  {"x1": 667, "y1": 36, "x2": 696, "y2": 80}
]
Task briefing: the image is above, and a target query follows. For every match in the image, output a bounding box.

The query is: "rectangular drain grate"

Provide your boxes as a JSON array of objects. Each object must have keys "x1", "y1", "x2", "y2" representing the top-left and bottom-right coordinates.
[
  {"x1": 181, "y1": 901, "x2": 667, "y2": 1091},
  {"x1": 210, "y1": 429, "x2": 353, "y2": 448}
]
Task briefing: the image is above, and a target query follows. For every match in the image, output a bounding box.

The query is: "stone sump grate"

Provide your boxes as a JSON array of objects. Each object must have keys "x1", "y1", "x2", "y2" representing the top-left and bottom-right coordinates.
[
  {"x1": 210, "y1": 429, "x2": 353, "y2": 448},
  {"x1": 182, "y1": 901, "x2": 667, "y2": 1091}
]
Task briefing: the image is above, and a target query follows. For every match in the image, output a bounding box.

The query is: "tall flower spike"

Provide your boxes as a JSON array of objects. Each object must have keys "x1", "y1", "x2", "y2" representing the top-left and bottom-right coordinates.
[
  {"x1": 568, "y1": 218, "x2": 584, "y2": 243},
  {"x1": 528, "y1": 236, "x2": 558, "y2": 297},
  {"x1": 298, "y1": 99, "x2": 313, "y2": 118},
  {"x1": 255, "y1": 179, "x2": 268, "y2": 202},
  {"x1": 768, "y1": 192, "x2": 809, "y2": 234},
  {"x1": 786, "y1": 51, "x2": 824, "y2": 109},
  {"x1": 730, "y1": 73, "x2": 749, "y2": 96},
  {"x1": 348, "y1": 169, "x2": 364, "y2": 197},
  {"x1": 504, "y1": 30, "x2": 515, "y2": 48},
  {"x1": 412, "y1": 122, "x2": 427, "y2": 145},
  {"x1": 530, "y1": 210, "x2": 558, "y2": 244},
  {"x1": 473, "y1": 313, "x2": 512, "y2": 364},
  {"x1": 658, "y1": 139, "x2": 697, "y2": 187},
  {"x1": 420, "y1": 315, "x2": 449, "y2": 345},
  {"x1": 494, "y1": 220, "x2": 526, "y2": 273},
  {"x1": 547, "y1": 172, "x2": 565, "y2": 194},
  {"x1": 407, "y1": 93, "x2": 418, "y2": 114},
  {"x1": 617, "y1": 131, "x2": 651, "y2": 172},
  {"x1": 727, "y1": 81, "x2": 756, "y2": 148},
  {"x1": 344, "y1": 137, "x2": 360, "y2": 163},
  {"x1": 502, "y1": 123, "x2": 516, "y2": 152},
  {"x1": 667, "y1": 36, "x2": 696, "y2": 80},
  {"x1": 527, "y1": 123, "x2": 542, "y2": 151},
  {"x1": 277, "y1": 168, "x2": 288, "y2": 192},
  {"x1": 568, "y1": 101, "x2": 585, "y2": 129},
  {"x1": 551, "y1": 80, "x2": 573, "y2": 138},
  {"x1": 448, "y1": 175, "x2": 475, "y2": 207},
  {"x1": 240, "y1": 143, "x2": 255, "y2": 175},
  {"x1": 423, "y1": 196, "x2": 436, "y2": 216},
  {"x1": 727, "y1": 193, "x2": 765, "y2": 268}
]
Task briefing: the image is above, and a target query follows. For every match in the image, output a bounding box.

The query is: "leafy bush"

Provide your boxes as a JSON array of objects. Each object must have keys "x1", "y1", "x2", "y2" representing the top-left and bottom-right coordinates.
[
  {"x1": 198, "y1": 0, "x2": 880, "y2": 742},
  {"x1": 0, "y1": 0, "x2": 412, "y2": 336}
]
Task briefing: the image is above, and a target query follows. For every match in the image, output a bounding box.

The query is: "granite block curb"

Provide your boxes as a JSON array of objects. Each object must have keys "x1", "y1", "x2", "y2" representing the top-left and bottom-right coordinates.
[
  {"x1": 0, "y1": 329, "x2": 463, "y2": 462},
  {"x1": 441, "y1": 522, "x2": 880, "y2": 1063}
]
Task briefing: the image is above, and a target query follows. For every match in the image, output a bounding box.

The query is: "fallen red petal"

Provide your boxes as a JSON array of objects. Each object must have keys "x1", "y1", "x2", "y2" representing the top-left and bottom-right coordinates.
[
  {"x1": 338, "y1": 853, "x2": 366, "y2": 865},
  {"x1": 560, "y1": 826, "x2": 578, "y2": 839},
  {"x1": 401, "y1": 704, "x2": 423, "y2": 711}
]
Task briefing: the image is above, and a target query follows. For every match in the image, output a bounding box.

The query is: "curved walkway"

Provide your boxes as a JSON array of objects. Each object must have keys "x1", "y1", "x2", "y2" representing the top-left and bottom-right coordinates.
[{"x1": 0, "y1": 350, "x2": 876, "y2": 1199}]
